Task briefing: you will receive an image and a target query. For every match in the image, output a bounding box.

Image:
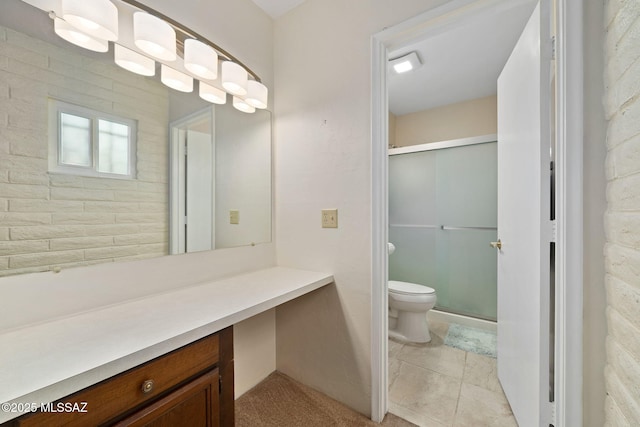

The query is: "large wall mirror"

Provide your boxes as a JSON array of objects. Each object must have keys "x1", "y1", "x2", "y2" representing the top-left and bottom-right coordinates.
[{"x1": 0, "y1": 0, "x2": 272, "y2": 277}]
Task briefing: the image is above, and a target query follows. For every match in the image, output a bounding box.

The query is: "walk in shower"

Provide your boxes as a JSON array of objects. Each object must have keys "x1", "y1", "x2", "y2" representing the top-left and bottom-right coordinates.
[{"x1": 388, "y1": 136, "x2": 497, "y2": 321}]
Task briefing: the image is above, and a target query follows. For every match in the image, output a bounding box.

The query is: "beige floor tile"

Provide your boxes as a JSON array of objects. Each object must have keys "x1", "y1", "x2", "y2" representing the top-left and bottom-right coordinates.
[
  {"x1": 462, "y1": 352, "x2": 503, "y2": 393},
  {"x1": 390, "y1": 338, "x2": 404, "y2": 358},
  {"x1": 389, "y1": 402, "x2": 449, "y2": 427},
  {"x1": 398, "y1": 341, "x2": 466, "y2": 379},
  {"x1": 428, "y1": 320, "x2": 449, "y2": 344},
  {"x1": 388, "y1": 319, "x2": 516, "y2": 427},
  {"x1": 453, "y1": 383, "x2": 517, "y2": 427},
  {"x1": 389, "y1": 356, "x2": 403, "y2": 390},
  {"x1": 389, "y1": 361, "x2": 461, "y2": 426}
]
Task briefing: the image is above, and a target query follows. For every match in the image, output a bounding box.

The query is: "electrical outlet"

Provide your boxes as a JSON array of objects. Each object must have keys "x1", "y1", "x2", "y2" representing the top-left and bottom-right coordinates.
[
  {"x1": 321, "y1": 209, "x2": 338, "y2": 228},
  {"x1": 230, "y1": 210, "x2": 239, "y2": 224}
]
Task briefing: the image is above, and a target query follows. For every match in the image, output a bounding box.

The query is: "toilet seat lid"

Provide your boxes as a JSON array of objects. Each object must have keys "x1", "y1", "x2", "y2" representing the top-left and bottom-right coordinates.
[{"x1": 389, "y1": 280, "x2": 435, "y2": 295}]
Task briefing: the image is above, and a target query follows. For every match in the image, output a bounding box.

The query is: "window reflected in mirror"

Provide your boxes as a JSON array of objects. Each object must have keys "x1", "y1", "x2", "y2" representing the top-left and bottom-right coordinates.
[{"x1": 0, "y1": 0, "x2": 272, "y2": 277}]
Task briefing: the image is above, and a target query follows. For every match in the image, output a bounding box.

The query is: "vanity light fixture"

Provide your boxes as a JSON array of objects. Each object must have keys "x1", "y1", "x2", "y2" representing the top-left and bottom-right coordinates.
[
  {"x1": 134, "y1": 12, "x2": 176, "y2": 61},
  {"x1": 48, "y1": 0, "x2": 269, "y2": 109},
  {"x1": 161, "y1": 65, "x2": 193, "y2": 92},
  {"x1": 184, "y1": 39, "x2": 218, "y2": 80},
  {"x1": 199, "y1": 82, "x2": 227, "y2": 104},
  {"x1": 245, "y1": 81, "x2": 268, "y2": 109},
  {"x1": 114, "y1": 44, "x2": 155, "y2": 76},
  {"x1": 54, "y1": 18, "x2": 109, "y2": 52},
  {"x1": 221, "y1": 61, "x2": 248, "y2": 96},
  {"x1": 233, "y1": 96, "x2": 255, "y2": 114},
  {"x1": 389, "y1": 51, "x2": 421, "y2": 74},
  {"x1": 61, "y1": 0, "x2": 119, "y2": 41}
]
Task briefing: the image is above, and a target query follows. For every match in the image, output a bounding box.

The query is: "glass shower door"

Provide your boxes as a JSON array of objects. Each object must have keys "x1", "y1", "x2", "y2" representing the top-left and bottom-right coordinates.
[{"x1": 389, "y1": 140, "x2": 497, "y2": 321}]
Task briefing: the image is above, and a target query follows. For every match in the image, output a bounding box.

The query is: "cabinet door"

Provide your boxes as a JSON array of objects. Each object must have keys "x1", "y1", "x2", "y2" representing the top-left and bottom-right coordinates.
[{"x1": 111, "y1": 369, "x2": 219, "y2": 427}]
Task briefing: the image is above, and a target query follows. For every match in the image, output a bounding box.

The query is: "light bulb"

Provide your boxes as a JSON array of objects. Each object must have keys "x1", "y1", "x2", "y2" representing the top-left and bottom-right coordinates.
[
  {"x1": 54, "y1": 18, "x2": 108, "y2": 52},
  {"x1": 161, "y1": 65, "x2": 193, "y2": 92},
  {"x1": 199, "y1": 82, "x2": 226, "y2": 104},
  {"x1": 245, "y1": 81, "x2": 268, "y2": 109},
  {"x1": 61, "y1": 0, "x2": 118, "y2": 41},
  {"x1": 134, "y1": 12, "x2": 176, "y2": 61},
  {"x1": 221, "y1": 61, "x2": 248, "y2": 96},
  {"x1": 233, "y1": 96, "x2": 255, "y2": 113},
  {"x1": 184, "y1": 39, "x2": 218, "y2": 80},
  {"x1": 114, "y1": 45, "x2": 155, "y2": 76}
]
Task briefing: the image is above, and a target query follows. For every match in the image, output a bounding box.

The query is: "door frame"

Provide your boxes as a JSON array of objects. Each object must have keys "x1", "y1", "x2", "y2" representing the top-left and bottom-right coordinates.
[
  {"x1": 370, "y1": 0, "x2": 584, "y2": 424},
  {"x1": 169, "y1": 106, "x2": 216, "y2": 255}
]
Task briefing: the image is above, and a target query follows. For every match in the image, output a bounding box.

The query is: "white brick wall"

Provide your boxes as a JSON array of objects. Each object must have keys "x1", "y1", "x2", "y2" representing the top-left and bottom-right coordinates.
[
  {"x1": 0, "y1": 25, "x2": 170, "y2": 276},
  {"x1": 604, "y1": 1, "x2": 640, "y2": 425}
]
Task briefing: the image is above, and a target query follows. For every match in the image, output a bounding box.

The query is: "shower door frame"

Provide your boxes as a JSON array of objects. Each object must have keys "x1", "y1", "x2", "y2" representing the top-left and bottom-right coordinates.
[
  {"x1": 370, "y1": 0, "x2": 584, "y2": 424},
  {"x1": 388, "y1": 134, "x2": 499, "y2": 321}
]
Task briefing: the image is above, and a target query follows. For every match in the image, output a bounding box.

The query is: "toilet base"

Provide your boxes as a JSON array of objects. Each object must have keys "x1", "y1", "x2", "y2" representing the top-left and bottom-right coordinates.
[{"x1": 389, "y1": 311, "x2": 432, "y2": 343}]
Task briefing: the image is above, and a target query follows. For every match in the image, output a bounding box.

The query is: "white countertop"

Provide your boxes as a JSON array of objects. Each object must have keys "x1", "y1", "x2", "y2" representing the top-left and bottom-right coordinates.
[{"x1": 0, "y1": 266, "x2": 333, "y2": 423}]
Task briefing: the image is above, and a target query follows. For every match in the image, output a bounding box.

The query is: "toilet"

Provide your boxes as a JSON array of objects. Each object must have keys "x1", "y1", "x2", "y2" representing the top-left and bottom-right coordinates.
[{"x1": 388, "y1": 280, "x2": 437, "y2": 343}]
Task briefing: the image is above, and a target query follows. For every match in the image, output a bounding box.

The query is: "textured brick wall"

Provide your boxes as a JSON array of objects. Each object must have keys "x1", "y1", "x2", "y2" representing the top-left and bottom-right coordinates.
[
  {"x1": 0, "y1": 25, "x2": 169, "y2": 276},
  {"x1": 604, "y1": 0, "x2": 640, "y2": 424}
]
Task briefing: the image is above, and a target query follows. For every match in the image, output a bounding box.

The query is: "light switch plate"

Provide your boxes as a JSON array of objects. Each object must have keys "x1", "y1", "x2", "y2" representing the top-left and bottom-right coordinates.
[
  {"x1": 230, "y1": 210, "x2": 239, "y2": 224},
  {"x1": 322, "y1": 209, "x2": 338, "y2": 228}
]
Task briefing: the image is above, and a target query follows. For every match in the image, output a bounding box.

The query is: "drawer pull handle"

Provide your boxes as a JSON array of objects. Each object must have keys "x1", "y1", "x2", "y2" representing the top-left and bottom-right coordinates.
[{"x1": 141, "y1": 379, "x2": 155, "y2": 394}]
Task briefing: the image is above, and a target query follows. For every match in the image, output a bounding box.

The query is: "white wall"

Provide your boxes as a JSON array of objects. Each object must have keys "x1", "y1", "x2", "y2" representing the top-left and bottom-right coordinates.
[
  {"x1": 603, "y1": 0, "x2": 640, "y2": 424},
  {"x1": 273, "y1": 0, "x2": 449, "y2": 416},
  {"x1": 215, "y1": 107, "x2": 272, "y2": 249},
  {"x1": 394, "y1": 95, "x2": 497, "y2": 146}
]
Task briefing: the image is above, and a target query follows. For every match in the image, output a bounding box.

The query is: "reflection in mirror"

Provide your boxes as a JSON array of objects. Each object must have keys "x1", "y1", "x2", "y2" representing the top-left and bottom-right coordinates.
[
  {"x1": 169, "y1": 106, "x2": 272, "y2": 254},
  {"x1": 0, "y1": 0, "x2": 272, "y2": 277}
]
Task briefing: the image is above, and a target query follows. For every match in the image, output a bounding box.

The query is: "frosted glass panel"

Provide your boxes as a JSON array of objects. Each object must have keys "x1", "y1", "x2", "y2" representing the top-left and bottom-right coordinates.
[
  {"x1": 436, "y1": 142, "x2": 497, "y2": 227},
  {"x1": 389, "y1": 226, "x2": 437, "y2": 288},
  {"x1": 98, "y1": 119, "x2": 130, "y2": 175},
  {"x1": 389, "y1": 141, "x2": 497, "y2": 321},
  {"x1": 60, "y1": 113, "x2": 91, "y2": 167},
  {"x1": 389, "y1": 151, "x2": 437, "y2": 225},
  {"x1": 436, "y1": 228, "x2": 497, "y2": 319}
]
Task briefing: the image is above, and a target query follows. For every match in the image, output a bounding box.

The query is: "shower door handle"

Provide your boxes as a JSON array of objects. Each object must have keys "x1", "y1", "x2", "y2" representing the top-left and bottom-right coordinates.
[{"x1": 490, "y1": 239, "x2": 502, "y2": 250}]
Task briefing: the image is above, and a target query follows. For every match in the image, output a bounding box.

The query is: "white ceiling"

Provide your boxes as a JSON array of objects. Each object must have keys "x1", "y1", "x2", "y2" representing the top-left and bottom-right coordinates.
[
  {"x1": 251, "y1": 0, "x2": 307, "y2": 19},
  {"x1": 253, "y1": 0, "x2": 537, "y2": 116},
  {"x1": 388, "y1": 1, "x2": 537, "y2": 116}
]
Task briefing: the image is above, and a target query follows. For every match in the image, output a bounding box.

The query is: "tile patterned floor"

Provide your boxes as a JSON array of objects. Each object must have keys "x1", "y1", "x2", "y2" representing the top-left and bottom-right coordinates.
[{"x1": 388, "y1": 320, "x2": 518, "y2": 427}]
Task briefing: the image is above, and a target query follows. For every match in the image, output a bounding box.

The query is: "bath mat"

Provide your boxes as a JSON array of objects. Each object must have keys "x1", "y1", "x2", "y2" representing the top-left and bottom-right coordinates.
[{"x1": 444, "y1": 323, "x2": 497, "y2": 358}]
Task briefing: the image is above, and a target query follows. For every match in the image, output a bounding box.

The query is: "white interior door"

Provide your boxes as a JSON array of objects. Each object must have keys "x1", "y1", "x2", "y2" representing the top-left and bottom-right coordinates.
[
  {"x1": 169, "y1": 107, "x2": 216, "y2": 255},
  {"x1": 185, "y1": 130, "x2": 214, "y2": 252},
  {"x1": 496, "y1": 2, "x2": 553, "y2": 426}
]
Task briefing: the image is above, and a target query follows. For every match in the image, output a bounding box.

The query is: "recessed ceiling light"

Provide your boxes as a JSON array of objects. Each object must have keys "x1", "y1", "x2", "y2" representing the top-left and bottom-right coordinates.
[{"x1": 389, "y1": 51, "x2": 421, "y2": 74}]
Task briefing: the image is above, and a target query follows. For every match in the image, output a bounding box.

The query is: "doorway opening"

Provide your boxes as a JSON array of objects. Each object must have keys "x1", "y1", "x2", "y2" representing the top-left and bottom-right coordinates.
[
  {"x1": 371, "y1": 0, "x2": 584, "y2": 425},
  {"x1": 169, "y1": 107, "x2": 216, "y2": 255}
]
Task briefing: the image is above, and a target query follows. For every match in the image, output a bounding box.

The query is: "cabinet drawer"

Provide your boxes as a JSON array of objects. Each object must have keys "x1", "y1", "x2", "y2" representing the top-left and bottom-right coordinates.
[
  {"x1": 112, "y1": 369, "x2": 219, "y2": 427},
  {"x1": 15, "y1": 334, "x2": 220, "y2": 427}
]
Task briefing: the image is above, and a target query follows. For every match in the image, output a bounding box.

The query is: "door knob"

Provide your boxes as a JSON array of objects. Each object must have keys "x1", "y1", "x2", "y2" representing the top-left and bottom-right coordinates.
[{"x1": 490, "y1": 239, "x2": 502, "y2": 250}]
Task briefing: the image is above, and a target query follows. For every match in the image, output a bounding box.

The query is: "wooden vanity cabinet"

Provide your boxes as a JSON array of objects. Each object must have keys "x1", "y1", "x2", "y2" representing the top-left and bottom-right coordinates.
[{"x1": 4, "y1": 327, "x2": 234, "y2": 427}]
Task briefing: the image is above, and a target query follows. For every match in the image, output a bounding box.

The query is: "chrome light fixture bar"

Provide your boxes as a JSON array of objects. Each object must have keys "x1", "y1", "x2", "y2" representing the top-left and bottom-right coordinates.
[{"x1": 120, "y1": 0, "x2": 261, "y2": 83}]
